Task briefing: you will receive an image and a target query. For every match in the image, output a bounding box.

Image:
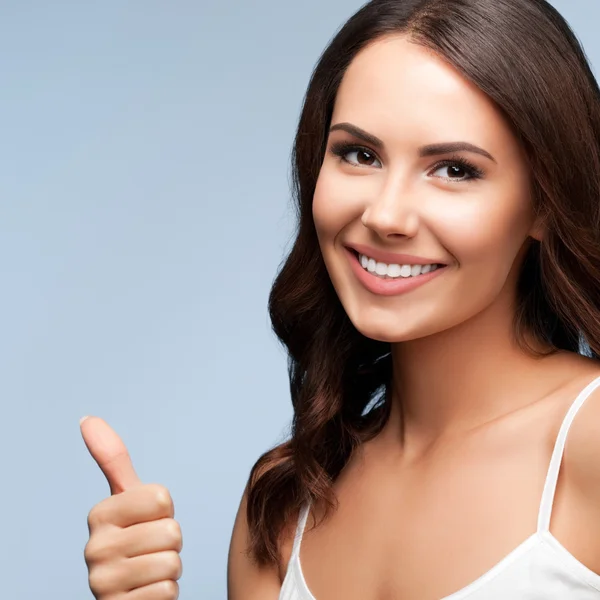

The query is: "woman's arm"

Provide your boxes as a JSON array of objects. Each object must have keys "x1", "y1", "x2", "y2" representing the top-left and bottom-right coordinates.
[{"x1": 227, "y1": 487, "x2": 282, "y2": 600}]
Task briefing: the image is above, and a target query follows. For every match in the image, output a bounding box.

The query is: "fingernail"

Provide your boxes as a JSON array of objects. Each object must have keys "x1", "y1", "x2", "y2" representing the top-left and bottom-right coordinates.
[{"x1": 79, "y1": 415, "x2": 90, "y2": 425}]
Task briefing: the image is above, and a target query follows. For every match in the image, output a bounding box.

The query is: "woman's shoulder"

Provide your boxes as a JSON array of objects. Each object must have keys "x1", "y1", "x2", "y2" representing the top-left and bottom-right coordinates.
[
  {"x1": 545, "y1": 359, "x2": 600, "y2": 572},
  {"x1": 228, "y1": 457, "x2": 307, "y2": 595},
  {"x1": 545, "y1": 351, "x2": 600, "y2": 494},
  {"x1": 227, "y1": 482, "x2": 284, "y2": 600},
  {"x1": 561, "y1": 363, "x2": 600, "y2": 490}
]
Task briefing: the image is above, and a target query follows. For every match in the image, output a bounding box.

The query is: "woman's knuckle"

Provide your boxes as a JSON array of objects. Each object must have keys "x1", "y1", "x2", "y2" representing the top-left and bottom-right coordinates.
[
  {"x1": 153, "y1": 483, "x2": 173, "y2": 508},
  {"x1": 87, "y1": 566, "x2": 110, "y2": 596},
  {"x1": 150, "y1": 484, "x2": 174, "y2": 512},
  {"x1": 86, "y1": 531, "x2": 123, "y2": 565},
  {"x1": 165, "y1": 551, "x2": 182, "y2": 579},
  {"x1": 157, "y1": 579, "x2": 179, "y2": 599},
  {"x1": 164, "y1": 519, "x2": 182, "y2": 548},
  {"x1": 84, "y1": 539, "x2": 100, "y2": 564},
  {"x1": 87, "y1": 504, "x2": 104, "y2": 530}
]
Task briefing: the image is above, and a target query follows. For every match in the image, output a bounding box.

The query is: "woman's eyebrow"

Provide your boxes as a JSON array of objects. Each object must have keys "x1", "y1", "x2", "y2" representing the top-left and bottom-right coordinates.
[
  {"x1": 329, "y1": 122, "x2": 497, "y2": 163},
  {"x1": 420, "y1": 141, "x2": 496, "y2": 163},
  {"x1": 329, "y1": 122, "x2": 385, "y2": 148}
]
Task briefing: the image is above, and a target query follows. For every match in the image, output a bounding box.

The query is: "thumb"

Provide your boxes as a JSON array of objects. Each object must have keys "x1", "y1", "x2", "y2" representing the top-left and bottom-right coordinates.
[{"x1": 80, "y1": 416, "x2": 142, "y2": 495}]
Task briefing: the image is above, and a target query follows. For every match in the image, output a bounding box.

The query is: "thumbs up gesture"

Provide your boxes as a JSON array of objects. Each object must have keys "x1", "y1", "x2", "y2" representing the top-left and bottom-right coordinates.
[{"x1": 81, "y1": 417, "x2": 183, "y2": 599}]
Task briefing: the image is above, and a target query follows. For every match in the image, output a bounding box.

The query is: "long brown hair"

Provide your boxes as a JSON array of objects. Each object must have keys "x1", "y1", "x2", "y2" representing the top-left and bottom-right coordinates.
[{"x1": 246, "y1": 0, "x2": 600, "y2": 566}]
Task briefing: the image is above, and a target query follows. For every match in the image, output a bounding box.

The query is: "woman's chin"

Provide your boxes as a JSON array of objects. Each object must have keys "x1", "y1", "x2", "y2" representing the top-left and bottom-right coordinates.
[
  {"x1": 347, "y1": 309, "x2": 450, "y2": 344},
  {"x1": 350, "y1": 319, "x2": 421, "y2": 344}
]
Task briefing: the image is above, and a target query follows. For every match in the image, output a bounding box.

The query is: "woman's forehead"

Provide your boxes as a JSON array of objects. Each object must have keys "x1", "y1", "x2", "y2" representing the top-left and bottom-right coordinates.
[{"x1": 331, "y1": 36, "x2": 515, "y2": 153}]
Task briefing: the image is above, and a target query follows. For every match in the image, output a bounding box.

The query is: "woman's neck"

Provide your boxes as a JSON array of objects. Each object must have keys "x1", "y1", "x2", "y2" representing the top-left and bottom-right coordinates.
[{"x1": 384, "y1": 299, "x2": 561, "y2": 455}]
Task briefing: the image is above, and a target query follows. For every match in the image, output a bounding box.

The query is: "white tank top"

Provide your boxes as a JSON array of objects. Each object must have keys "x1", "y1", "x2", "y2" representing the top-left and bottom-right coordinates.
[{"x1": 279, "y1": 375, "x2": 600, "y2": 599}]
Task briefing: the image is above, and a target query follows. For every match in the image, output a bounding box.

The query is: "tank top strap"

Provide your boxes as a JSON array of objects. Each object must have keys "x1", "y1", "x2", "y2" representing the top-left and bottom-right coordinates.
[
  {"x1": 290, "y1": 503, "x2": 311, "y2": 561},
  {"x1": 537, "y1": 374, "x2": 600, "y2": 533}
]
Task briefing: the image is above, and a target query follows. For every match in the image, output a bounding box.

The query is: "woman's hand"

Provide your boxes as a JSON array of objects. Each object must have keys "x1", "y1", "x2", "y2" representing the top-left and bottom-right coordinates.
[{"x1": 80, "y1": 417, "x2": 182, "y2": 599}]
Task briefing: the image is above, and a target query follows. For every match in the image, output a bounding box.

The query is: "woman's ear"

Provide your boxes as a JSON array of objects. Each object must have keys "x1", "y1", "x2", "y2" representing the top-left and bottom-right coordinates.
[{"x1": 528, "y1": 211, "x2": 546, "y2": 242}]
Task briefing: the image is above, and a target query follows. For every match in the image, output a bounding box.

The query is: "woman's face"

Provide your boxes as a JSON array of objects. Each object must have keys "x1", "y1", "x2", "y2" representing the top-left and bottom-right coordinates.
[{"x1": 313, "y1": 35, "x2": 541, "y2": 343}]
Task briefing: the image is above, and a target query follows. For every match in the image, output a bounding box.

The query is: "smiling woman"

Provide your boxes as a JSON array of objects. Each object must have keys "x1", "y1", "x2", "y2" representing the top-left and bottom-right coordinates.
[
  {"x1": 313, "y1": 36, "x2": 540, "y2": 345},
  {"x1": 225, "y1": 0, "x2": 600, "y2": 599},
  {"x1": 80, "y1": 0, "x2": 600, "y2": 599}
]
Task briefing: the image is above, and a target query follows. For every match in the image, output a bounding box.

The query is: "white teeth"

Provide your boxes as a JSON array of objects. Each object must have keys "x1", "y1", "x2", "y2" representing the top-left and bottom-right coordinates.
[
  {"x1": 400, "y1": 265, "x2": 412, "y2": 278},
  {"x1": 357, "y1": 253, "x2": 441, "y2": 279},
  {"x1": 375, "y1": 262, "x2": 388, "y2": 276},
  {"x1": 387, "y1": 264, "x2": 402, "y2": 277}
]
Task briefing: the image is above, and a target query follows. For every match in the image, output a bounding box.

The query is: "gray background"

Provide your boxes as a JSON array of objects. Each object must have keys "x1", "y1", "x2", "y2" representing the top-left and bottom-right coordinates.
[{"x1": 0, "y1": 1, "x2": 597, "y2": 598}]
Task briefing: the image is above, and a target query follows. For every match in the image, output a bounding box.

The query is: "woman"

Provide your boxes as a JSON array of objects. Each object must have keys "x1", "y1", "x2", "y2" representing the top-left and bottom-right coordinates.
[{"x1": 82, "y1": 0, "x2": 600, "y2": 598}]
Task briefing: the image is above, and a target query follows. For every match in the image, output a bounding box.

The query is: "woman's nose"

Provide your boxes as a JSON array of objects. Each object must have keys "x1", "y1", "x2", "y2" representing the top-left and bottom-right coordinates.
[{"x1": 361, "y1": 176, "x2": 420, "y2": 240}]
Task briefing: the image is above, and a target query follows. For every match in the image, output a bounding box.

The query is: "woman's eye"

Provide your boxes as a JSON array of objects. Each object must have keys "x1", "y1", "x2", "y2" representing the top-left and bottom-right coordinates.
[
  {"x1": 332, "y1": 144, "x2": 382, "y2": 168},
  {"x1": 330, "y1": 143, "x2": 483, "y2": 182},
  {"x1": 430, "y1": 162, "x2": 481, "y2": 182},
  {"x1": 345, "y1": 149, "x2": 381, "y2": 167}
]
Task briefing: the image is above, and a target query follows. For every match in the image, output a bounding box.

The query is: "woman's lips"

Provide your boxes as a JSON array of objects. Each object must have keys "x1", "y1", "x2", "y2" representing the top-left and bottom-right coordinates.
[
  {"x1": 345, "y1": 248, "x2": 447, "y2": 297},
  {"x1": 348, "y1": 243, "x2": 446, "y2": 267}
]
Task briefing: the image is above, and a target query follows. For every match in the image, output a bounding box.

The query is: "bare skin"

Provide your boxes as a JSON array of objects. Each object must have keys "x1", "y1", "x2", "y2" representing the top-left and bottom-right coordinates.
[
  {"x1": 289, "y1": 360, "x2": 600, "y2": 600},
  {"x1": 228, "y1": 35, "x2": 600, "y2": 600},
  {"x1": 81, "y1": 417, "x2": 183, "y2": 600},
  {"x1": 228, "y1": 359, "x2": 600, "y2": 600},
  {"x1": 228, "y1": 486, "x2": 283, "y2": 600},
  {"x1": 82, "y1": 35, "x2": 600, "y2": 600}
]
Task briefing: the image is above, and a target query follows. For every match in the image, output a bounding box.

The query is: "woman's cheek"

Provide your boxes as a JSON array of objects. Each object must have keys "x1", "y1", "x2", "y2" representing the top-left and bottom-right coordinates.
[
  {"x1": 313, "y1": 171, "x2": 348, "y2": 239},
  {"x1": 313, "y1": 168, "x2": 371, "y2": 239},
  {"x1": 430, "y1": 193, "x2": 529, "y2": 266}
]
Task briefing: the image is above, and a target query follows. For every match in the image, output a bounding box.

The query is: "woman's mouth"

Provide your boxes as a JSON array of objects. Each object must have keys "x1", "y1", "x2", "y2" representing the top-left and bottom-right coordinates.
[
  {"x1": 356, "y1": 251, "x2": 445, "y2": 279},
  {"x1": 345, "y1": 248, "x2": 448, "y2": 297}
]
